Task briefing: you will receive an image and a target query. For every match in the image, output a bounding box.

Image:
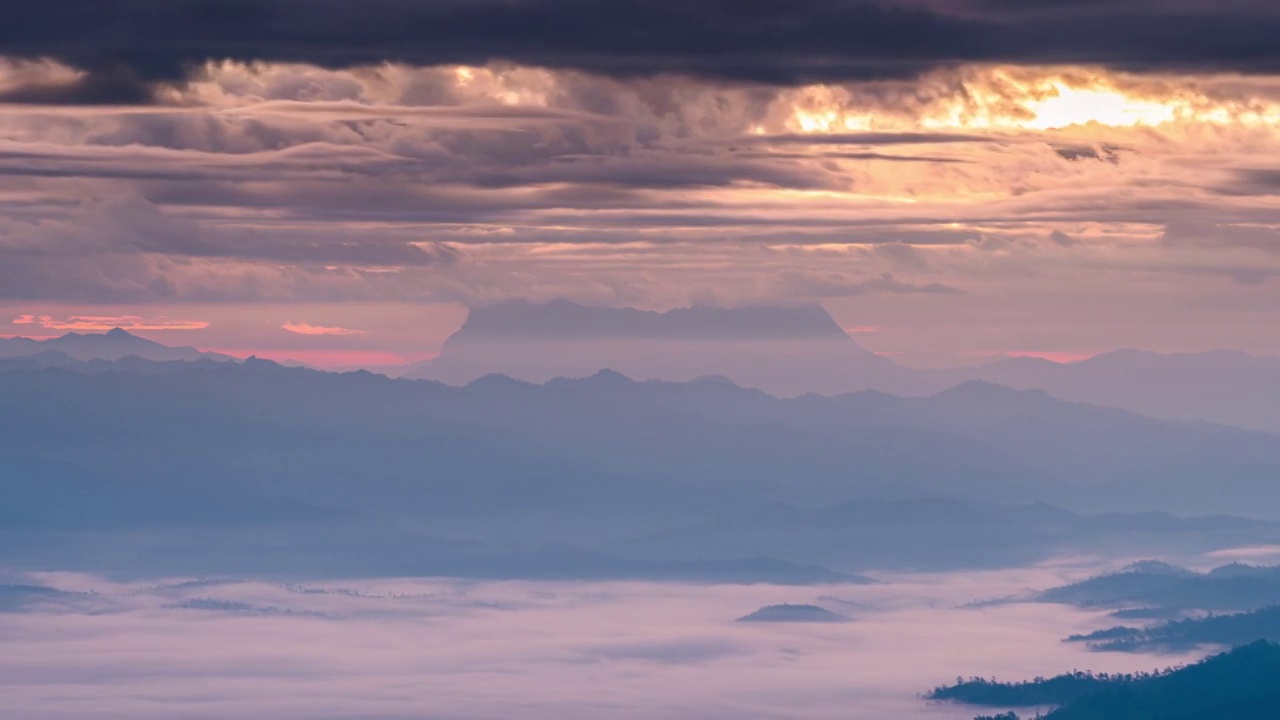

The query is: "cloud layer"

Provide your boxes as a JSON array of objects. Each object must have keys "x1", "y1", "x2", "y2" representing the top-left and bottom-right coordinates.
[
  {"x1": 0, "y1": 8, "x2": 1277, "y2": 363},
  {"x1": 4, "y1": 1, "x2": 1280, "y2": 104}
]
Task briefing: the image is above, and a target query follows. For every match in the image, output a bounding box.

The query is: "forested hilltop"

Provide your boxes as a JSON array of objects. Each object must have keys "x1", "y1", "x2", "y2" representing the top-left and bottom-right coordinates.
[
  {"x1": 1067, "y1": 604, "x2": 1280, "y2": 652},
  {"x1": 929, "y1": 641, "x2": 1280, "y2": 720}
]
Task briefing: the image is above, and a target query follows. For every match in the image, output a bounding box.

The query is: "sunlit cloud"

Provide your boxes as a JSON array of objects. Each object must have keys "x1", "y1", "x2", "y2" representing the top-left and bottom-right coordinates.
[
  {"x1": 12, "y1": 314, "x2": 209, "y2": 331},
  {"x1": 1, "y1": 56, "x2": 1279, "y2": 362},
  {"x1": 782, "y1": 67, "x2": 1280, "y2": 134},
  {"x1": 281, "y1": 321, "x2": 367, "y2": 336}
]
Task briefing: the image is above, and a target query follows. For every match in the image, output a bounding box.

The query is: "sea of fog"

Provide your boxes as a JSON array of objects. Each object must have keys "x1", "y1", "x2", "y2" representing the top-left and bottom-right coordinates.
[{"x1": 0, "y1": 557, "x2": 1219, "y2": 719}]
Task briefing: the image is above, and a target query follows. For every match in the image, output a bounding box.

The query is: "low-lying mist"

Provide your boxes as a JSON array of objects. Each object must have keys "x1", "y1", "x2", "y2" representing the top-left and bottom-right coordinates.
[{"x1": 0, "y1": 559, "x2": 1209, "y2": 719}]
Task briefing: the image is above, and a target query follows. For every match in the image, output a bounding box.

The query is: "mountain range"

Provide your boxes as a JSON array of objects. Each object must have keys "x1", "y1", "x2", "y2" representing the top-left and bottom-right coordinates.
[
  {"x1": 402, "y1": 299, "x2": 1280, "y2": 432},
  {"x1": 5, "y1": 351, "x2": 1280, "y2": 580},
  {"x1": 400, "y1": 299, "x2": 910, "y2": 394},
  {"x1": 0, "y1": 327, "x2": 235, "y2": 363},
  {"x1": 6, "y1": 311, "x2": 1280, "y2": 581},
  {"x1": 10, "y1": 303, "x2": 1280, "y2": 433}
]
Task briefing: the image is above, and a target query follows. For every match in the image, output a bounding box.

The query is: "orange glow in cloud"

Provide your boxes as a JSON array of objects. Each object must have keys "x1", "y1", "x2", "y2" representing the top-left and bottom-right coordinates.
[
  {"x1": 12, "y1": 314, "x2": 209, "y2": 331},
  {"x1": 281, "y1": 321, "x2": 367, "y2": 336},
  {"x1": 1021, "y1": 82, "x2": 1176, "y2": 130},
  {"x1": 784, "y1": 67, "x2": 1280, "y2": 134}
]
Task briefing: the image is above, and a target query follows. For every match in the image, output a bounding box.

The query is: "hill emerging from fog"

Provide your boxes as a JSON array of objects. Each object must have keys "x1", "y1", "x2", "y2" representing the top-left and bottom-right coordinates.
[
  {"x1": 1067, "y1": 604, "x2": 1280, "y2": 652},
  {"x1": 736, "y1": 604, "x2": 848, "y2": 623},
  {"x1": 931, "y1": 641, "x2": 1280, "y2": 719},
  {"x1": 1038, "y1": 562, "x2": 1280, "y2": 612}
]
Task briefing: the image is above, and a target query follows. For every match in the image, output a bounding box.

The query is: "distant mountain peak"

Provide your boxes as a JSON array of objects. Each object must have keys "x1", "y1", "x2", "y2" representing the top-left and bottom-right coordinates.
[
  {"x1": 402, "y1": 298, "x2": 906, "y2": 392},
  {"x1": 456, "y1": 299, "x2": 854, "y2": 341},
  {"x1": 584, "y1": 368, "x2": 633, "y2": 383},
  {"x1": 465, "y1": 373, "x2": 538, "y2": 392},
  {"x1": 52, "y1": 327, "x2": 160, "y2": 347},
  {"x1": 0, "y1": 327, "x2": 234, "y2": 364},
  {"x1": 935, "y1": 379, "x2": 1047, "y2": 400}
]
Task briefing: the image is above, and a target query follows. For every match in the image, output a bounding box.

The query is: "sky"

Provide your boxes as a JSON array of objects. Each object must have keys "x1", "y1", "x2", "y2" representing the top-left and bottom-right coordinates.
[{"x1": 1, "y1": 1, "x2": 1280, "y2": 366}]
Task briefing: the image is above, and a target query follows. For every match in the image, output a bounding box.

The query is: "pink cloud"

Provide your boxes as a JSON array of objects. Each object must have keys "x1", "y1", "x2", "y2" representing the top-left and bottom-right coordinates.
[
  {"x1": 282, "y1": 322, "x2": 367, "y2": 336},
  {"x1": 12, "y1": 314, "x2": 208, "y2": 331}
]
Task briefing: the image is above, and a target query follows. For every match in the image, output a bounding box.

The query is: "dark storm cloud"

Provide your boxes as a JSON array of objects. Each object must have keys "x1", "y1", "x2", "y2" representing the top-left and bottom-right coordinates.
[
  {"x1": 0, "y1": 65, "x2": 154, "y2": 104},
  {"x1": 2, "y1": 1, "x2": 1280, "y2": 103},
  {"x1": 1228, "y1": 168, "x2": 1280, "y2": 196}
]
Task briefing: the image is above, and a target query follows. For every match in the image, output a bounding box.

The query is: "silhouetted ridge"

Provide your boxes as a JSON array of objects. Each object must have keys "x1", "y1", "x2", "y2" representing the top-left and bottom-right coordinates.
[
  {"x1": 1067, "y1": 604, "x2": 1280, "y2": 652},
  {"x1": 1039, "y1": 562, "x2": 1280, "y2": 612},
  {"x1": 0, "y1": 329, "x2": 234, "y2": 363},
  {"x1": 8, "y1": 355, "x2": 1280, "y2": 580},
  {"x1": 935, "y1": 379, "x2": 1045, "y2": 401}
]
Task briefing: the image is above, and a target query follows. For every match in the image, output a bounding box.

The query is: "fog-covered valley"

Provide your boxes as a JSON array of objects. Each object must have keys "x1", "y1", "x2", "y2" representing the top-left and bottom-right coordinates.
[
  {"x1": 7, "y1": 313, "x2": 1280, "y2": 719},
  {"x1": 1, "y1": 559, "x2": 1220, "y2": 720}
]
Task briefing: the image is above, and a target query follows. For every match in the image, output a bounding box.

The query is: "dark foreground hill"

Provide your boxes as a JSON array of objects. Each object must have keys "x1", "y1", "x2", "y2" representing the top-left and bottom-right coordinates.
[{"x1": 930, "y1": 641, "x2": 1280, "y2": 719}]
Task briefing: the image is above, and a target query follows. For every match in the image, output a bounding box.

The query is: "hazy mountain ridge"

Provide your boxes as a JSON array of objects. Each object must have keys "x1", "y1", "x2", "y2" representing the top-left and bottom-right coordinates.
[
  {"x1": 0, "y1": 328, "x2": 235, "y2": 363},
  {"x1": 4, "y1": 357, "x2": 1279, "y2": 517},
  {"x1": 401, "y1": 299, "x2": 907, "y2": 393},
  {"x1": 10, "y1": 356, "x2": 1280, "y2": 512},
  {"x1": 402, "y1": 300, "x2": 1280, "y2": 432},
  {"x1": 1067, "y1": 604, "x2": 1280, "y2": 652},
  {"x1": 947, "y1": 348, "x2": 1280, "y2": 432},
  {"x1": 9, "y1": 305, "x2": 1280, "y2": 432},
  {"x1": 5, "y1": 355, "x2": 1280, "y2": 581}
]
